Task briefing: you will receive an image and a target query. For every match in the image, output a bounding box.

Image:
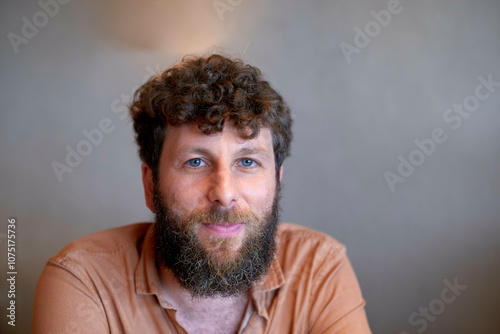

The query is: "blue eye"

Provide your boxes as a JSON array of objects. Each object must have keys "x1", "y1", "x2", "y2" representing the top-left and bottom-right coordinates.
[
  {"x1": 240, "y1": 159, "x2": 255, "y2": 167},
  {"x1": 187, "y1": 158, "x2": 204, "y2": 167}
]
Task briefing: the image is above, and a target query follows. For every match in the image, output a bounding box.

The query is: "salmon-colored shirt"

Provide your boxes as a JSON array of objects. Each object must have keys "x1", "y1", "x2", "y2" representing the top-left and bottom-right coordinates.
[{"x1": 33, "y1": 222, "x2": 371, "y2": 333}]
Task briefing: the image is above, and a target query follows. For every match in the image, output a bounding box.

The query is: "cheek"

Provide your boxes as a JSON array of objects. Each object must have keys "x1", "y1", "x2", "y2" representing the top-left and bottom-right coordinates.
[
  {"x1": 241, "y1": 177, "x2": 276, "y2": 210},
  {"x1": 160, "y1": 177, "x2": 204, "y2": 213}
]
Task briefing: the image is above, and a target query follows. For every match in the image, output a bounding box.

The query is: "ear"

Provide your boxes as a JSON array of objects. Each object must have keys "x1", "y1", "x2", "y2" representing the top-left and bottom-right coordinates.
[
  {"x1": 279, "y1": 165, "x2": 283, "y2": 183},
  {"x1": 141, "y1": 162, "x2": 155, "y2": 213}
]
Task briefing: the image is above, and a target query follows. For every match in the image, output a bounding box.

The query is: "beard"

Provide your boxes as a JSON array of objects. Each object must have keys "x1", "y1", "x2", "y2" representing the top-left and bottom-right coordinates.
[{"x1": 152, "y1": 181, "x2": 281, "y2": 298}]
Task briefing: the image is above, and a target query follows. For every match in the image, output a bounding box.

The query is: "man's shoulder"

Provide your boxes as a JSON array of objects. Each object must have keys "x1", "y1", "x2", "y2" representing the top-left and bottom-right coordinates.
[
  {"x1": 276, "y1": 222, "x2": 346, "y2": 266},
  {"x1": 278, "y1": 222, "x2": 345, "y2": 248},
  {"x1": 49, "y1": 222, "x2": 153, "y2": 266}
]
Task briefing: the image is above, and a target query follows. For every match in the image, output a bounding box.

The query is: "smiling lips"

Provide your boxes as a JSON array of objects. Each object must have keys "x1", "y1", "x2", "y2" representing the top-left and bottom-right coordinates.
[{"x1": 201, "y1": 223, "x2": 244, "y2": 237}]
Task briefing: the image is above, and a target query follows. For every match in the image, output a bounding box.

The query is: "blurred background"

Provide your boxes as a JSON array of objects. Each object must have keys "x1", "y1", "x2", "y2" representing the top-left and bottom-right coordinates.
[{"x1": 1, "y1": 0, "x2": 499, "y2": 333}]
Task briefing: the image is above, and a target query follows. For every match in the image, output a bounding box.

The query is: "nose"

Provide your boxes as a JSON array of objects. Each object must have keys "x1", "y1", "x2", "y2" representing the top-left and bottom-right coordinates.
[{"x1": 207, "y1": 165, "x2": 238, "y2": 208}]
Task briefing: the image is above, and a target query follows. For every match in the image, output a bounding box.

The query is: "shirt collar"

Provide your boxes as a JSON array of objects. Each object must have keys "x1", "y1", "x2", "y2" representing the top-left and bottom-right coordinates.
[
  {"x1": 135, "y1": 224, "x2": 162, "y2": 297},
  {"x1": 252, "y1": 256, "x2": 285, "y2": 292},
  {"x1": 249, "y1": 243, "x2": 285, "y2": 321}
]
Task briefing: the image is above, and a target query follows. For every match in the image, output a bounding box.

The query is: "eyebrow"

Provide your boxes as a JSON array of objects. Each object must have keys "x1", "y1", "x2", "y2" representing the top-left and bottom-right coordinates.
[
  {"x1": 177, "y1": 147, "x2": 211, "y2": 156},
  {"x1": 177, "y1": 146, "x2": 270, "y2": 157},
  {"x1": 238, "y1": 146, "x2": 269, "y2": 156}
]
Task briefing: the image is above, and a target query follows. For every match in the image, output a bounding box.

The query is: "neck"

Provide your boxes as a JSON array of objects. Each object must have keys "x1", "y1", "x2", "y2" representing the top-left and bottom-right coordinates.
[
  {"x1": 159, "y1": 267, "x2": 251, "y2": 334},
  {"x1": 160, "y1": 267, "x2": 250, "y2": 311}
]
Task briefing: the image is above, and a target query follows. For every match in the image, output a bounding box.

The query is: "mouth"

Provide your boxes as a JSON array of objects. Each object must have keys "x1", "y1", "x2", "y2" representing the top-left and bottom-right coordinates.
[{"x1": 200, "y1": 223, "x2": 244, "y2": 237}]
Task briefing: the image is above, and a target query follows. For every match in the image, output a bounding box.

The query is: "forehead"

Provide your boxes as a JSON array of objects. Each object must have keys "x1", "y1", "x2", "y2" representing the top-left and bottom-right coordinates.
[{"x1": 162, "y1": 123, "x2": 274, "y2": 154}]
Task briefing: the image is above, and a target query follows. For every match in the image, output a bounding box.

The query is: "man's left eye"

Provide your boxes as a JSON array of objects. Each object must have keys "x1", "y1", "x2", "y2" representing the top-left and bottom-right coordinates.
[{"x1": 239, "y1": 159, "x2": 256, "y2": 167}]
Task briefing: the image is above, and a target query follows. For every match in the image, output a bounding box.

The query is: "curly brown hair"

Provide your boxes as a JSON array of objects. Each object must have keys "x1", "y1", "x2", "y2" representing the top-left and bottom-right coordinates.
[{"x1": 130, "y1": 54, "x2": 293, "y2": 177}]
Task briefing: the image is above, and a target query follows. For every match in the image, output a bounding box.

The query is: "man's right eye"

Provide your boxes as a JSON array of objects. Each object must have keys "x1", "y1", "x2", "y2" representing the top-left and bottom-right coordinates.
[{"x1": 185, "y1": 158, "x2": 205, "y2": 167}]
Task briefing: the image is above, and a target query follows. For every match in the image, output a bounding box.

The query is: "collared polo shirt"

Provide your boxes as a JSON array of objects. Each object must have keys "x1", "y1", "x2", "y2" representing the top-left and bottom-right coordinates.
[{"x1": 33, "y1": 222, "x2": 371, "y2": 333}]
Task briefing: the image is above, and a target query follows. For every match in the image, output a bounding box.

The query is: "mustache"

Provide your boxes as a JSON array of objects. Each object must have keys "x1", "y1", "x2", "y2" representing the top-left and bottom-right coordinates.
[{"x1": 185, "y1": 206, "x2": 260, "y2": 227}]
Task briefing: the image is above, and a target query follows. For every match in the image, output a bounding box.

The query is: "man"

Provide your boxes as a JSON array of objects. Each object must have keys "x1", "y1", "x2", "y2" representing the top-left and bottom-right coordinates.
[{"x1": 33, "y1": 54, "x2": 371, "y2": 333}]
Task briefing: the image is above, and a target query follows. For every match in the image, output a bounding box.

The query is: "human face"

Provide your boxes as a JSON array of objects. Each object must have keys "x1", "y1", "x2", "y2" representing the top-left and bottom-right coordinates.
[{"x1": 142, "y1": 122, "x2": 281, "y2": 260}]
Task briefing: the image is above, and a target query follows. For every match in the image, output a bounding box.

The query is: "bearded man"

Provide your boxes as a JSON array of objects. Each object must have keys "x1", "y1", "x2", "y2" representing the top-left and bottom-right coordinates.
[{"x1": 33, "y1": 54, "x2": 371, "y2": 333}]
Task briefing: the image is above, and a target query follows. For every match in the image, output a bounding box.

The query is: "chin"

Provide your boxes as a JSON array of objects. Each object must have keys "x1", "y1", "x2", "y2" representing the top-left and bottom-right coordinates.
[
  {"x1": 202, "y1": 238, "x2": 245, "y2": 262},
  {"x1": 207, "y1": 249, "x2": 241, "y2": 264}
]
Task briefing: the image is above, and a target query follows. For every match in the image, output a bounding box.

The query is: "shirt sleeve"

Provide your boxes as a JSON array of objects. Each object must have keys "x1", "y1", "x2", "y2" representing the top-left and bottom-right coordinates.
[
  {"x1": 33, "y1": 261, "x2": 110, "y2": 333},
  {"x1": 308, "y1": 248, "x2": 372, "y2": 334}
]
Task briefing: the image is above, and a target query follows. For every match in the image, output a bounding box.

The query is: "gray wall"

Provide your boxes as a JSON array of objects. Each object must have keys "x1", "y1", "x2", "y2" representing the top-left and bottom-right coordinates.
[{"x1": 1, "y1": 0, "x2": 499, "y2": 333}]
